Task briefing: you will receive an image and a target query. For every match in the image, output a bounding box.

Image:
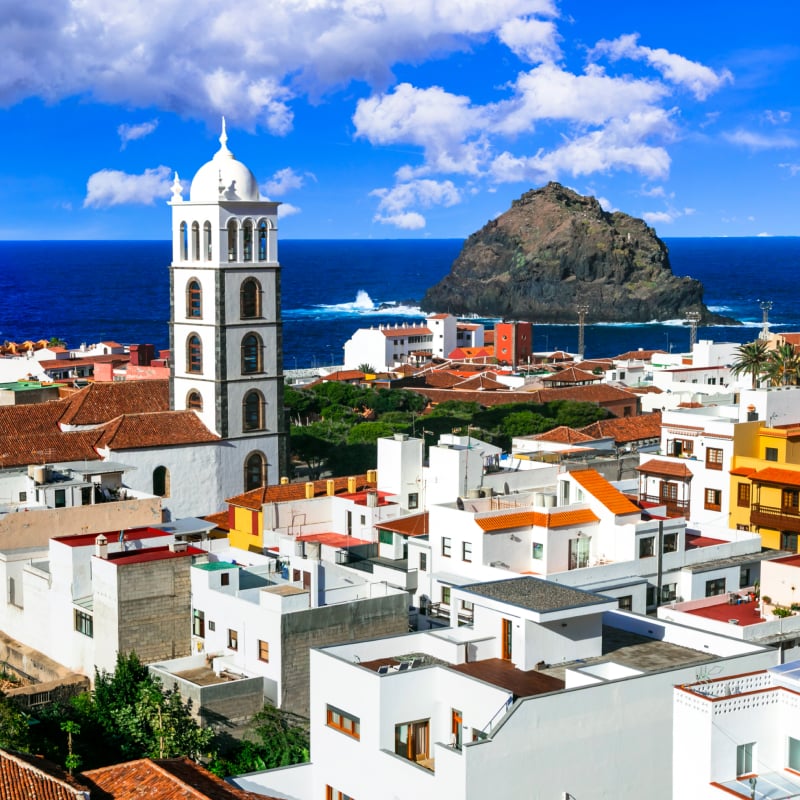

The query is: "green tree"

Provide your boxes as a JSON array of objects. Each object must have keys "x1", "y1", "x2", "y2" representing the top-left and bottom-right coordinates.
[
  {"x1": 291, "y1": 425, "x2": 335, "y2": 479},
  {"x1": 501, "y1": 411, "x2": 551, "y2": 437},
  {"x1": 357, "y1": 363, "x2": 376, "y2": 373},
  {"x1": 730, "y1": 340, "x2": 769, "y2": 389},
  {"x1": 346, "y1": 421, "x2": 396, "y2": 445},
  {"x1": 765, "y1": 342, "x2": 800, "y2": 387},
  {"x1": 0, "y1": 692, "x2": 29, "y2": 751}
]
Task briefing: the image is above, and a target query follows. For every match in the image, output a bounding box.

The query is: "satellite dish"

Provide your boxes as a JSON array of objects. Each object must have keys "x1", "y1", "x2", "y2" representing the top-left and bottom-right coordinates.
[{"x1": 456, "y1": 497, "x2": 464, "y2": 510}]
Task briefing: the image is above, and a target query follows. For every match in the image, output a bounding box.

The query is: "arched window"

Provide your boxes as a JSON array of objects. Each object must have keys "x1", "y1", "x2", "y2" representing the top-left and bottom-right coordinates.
[
  {"x1": 187, "y1": 334, "x2": 202, "y2": 373},
  {"x1": 153, "y1": 466, "x2": 170, "y2": 497},
  {"x1": 187, "y1": 390, "x2": 203, "y2": 411},
  {"x1": 244, "y1": 452, "x2": 266, "y2": 490},
  {"x1": 227, "y1": 220, "x2": 238, "y2": 261},
  {"x1": 191, "y1": 221, "x2": 200, "y2": 261},
  {"x1": 243, "y1": 220, "x2": 253, "y2": 262},
  {"x1": 241, "y1": 333, "x2": 263, "y2": 374},
  {"x1": 203, "y1": 221, "x2": 212, "y2": 261},
  {"x1": 180, "y1": 222, "x2": 188, "y2": 261},
  {"x1": 243, "y1": 390, "x2": 265, "y2": 431},
  {"x1": 258, "y1": 220, "x2": 268, "y2": 261},
  {"x1": 186, "y1": 279, "x2": 202, "y2": 318},
  {"x1": 240, "y1": 278, "x2": 262, "y2": 319}
]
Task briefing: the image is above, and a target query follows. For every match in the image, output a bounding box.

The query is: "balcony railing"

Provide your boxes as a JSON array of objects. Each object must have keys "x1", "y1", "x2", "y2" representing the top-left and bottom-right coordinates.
[
  {"x1": 640, "y1": 494, "x2": 690, "y2": 517},
  {"x1": 751, "y1": 504, "x2": 800, "y2": 533}
]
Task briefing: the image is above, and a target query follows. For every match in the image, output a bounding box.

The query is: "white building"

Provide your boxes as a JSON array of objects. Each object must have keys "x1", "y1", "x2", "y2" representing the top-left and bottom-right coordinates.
[
  {"x1": 673, "y1": 661, "x2": 800, "y2": 799},
  {"x1": 231, "y1": 575, "x2": 777, "y2": 800}
]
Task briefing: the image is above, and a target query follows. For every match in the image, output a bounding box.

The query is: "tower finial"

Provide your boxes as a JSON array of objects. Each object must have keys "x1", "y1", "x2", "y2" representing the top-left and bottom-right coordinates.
[{"x1": 217, "y1": 116, "x2": 231, "y2": 156}]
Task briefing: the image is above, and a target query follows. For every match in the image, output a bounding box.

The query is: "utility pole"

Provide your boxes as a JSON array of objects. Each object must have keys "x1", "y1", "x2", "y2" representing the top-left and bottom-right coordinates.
[
  {"x1": 576, "y1": 304, "x2": 589, "y2": 359},
  {"x1": 758, "y1": 299, "x2": 773, "y2": 342},
  {"x1": 685, "y1": 311, "x2": 701, "y2": 351}
]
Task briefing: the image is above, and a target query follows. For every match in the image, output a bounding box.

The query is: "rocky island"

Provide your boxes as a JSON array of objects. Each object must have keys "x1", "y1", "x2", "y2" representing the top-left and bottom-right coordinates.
[{"x1": 421, "y1": 182, "x2": 738, "y2": 324}]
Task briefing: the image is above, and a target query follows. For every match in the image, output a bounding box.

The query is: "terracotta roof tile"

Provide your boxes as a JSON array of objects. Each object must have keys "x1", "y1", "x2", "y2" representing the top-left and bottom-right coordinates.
[
  {"x1": 226, "y1": 474, "x2": 375, "y2": 510},
  {"x1": 95, "y1": 411, "x2": 219, "y2": 450},
  {"x1": 204, "y1": 511, "x2": 231, "y2": 531},
  {"x1": 541, "y1": 367, "x2": 602, "y2": 384},
  {"x1": 322, "y1": 370, "x2": 365, "y2": 381},
  {"x1": 59, "y1": 379, "x2": 169, "y2": 426},
  {"x1": 569, "y1": 469, "x2": 641, "y2": 515},
  {"x1": 636, "y1": 459, "x2": 694, "y2": 479},
  {"x1": 380, "y1": 326, "x2": 431, "y2": 337},
  {"x1": 453, "y1": 373, "x2": 507, "y2": 391},
  {"x1": 751, "y1": 467, "x2": 800, "y2": 487},
  {"x1": 476, "y1": 511, "x2": 545, "y2": 531},
  {"x1": 375, "y1": 512, "x2": 429, "y2": 536},
  {"x1": 547, "y1": 508, "x2": 600, "y2": 527},
  {"x1": 531, "y1": 426, "x2": 596, "y2": 444},
  {"x1": 730, "y1": 466, "x2": 756, "y2": 477},
  {"x1": 577, "y1": 412, "x2": 662, "y2": 445},
  {"x1": 0, "y1": 431, "x2": 102, "y2": 468},
  {"x1": 82, "y1": 757, "x2": 273, "y2": 799},
  {"x1": 613, "y1": 349, "x2": 667, "y2": 361},
  {"x1": 0, "y1": 749, "x2": 89, "y2": 800}
]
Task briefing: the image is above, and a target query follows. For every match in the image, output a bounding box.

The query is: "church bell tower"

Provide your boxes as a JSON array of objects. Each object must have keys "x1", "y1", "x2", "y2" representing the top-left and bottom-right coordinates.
[{"x1": 168, "y1": 119, "x2": 286, "y2": 490}]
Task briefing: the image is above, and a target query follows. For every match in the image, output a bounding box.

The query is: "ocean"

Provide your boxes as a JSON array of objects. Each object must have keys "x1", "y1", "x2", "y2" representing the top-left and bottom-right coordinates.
[{"x1": 0, "y1": 237, "x2": 798, "y2": 367}]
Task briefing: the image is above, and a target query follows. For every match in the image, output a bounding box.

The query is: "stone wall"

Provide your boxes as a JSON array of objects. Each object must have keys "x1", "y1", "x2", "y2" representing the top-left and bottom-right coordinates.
[{"x1": 280, "y1": 593, "x2": 408, "y2": 716}]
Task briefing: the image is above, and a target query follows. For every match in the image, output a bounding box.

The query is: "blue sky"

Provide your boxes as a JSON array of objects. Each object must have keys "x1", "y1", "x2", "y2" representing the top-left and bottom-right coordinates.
[{"x1": 1, "y1": 0, "x2": 798, "y2": 240}]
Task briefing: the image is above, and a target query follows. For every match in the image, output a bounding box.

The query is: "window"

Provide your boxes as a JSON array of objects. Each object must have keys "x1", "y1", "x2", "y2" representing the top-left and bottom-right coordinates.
[
  {"x1": 766, "y1": 447, "x2": 779, "y2": 462},
  {"x1": 220, "y1": 573, "x2": 230, "y2": 587},
  {"x1": 54, "y1": 489, "x2": 66, "y2": 508},
  {"x1": 442, "y1": 537, "x2": 451, "y2": 557},
  {"x1": 192, "y1": 609, "x2": 205, "y2": 637},
  {"x1": 706, "y1": 447, "x2": 724, "y2": 470},
  {"x1": 378, "y1": 530, "x2": 393, "y2": 545},
  {"x1": 227, "y1": 220, "x2": 238, "y2": 261},
  {"x1": 187, "y1": 334, "x2": 202, "y2": 373},
  {"x1": 327, "y1": 705, "x2": 360, "y2": 740},
  {"x1": 243, "y1": 220, "x2": 254, "y2": 261},
  {"x1": 660, "y1": 481, "x2": 678, "y2": 501},
  {"x1": 671, "y1": 438, "x2": 693, "y2": 457},
  {"x1": 408, "y1": 492, "x2": 419, "y2": 510},
  {"x1": 258, "y1": 640, "x2": 270, "y2": 662},
  {"x1": 740, "y1": 567, "x2": 751, "y2": 589},
  {"x1": 789, "y1": 736, "x2": 800, "y2": 771},
  {"x1": 782, "y1": 532, "x2": 799, "y2": 553},
  {"x1": 663, "y1": 532, "x2": 678, "y2": 553},
  {"x1": 74, "y1": 609, "x2": 93, "y2": 638},
  {"x1": 532, "y1": 541, "x2": 544, "y2": 559},
  {"x1": 187, "y1": 390, "x2": 203, "y2": 411},
  {"x1": 243, "y1": 390, "x2": 265, "y2": 431},
  {"x1": 153, "y1": 466, "x2": 170, "y2": 498},
  {"x1": 706, "y1": 578, "x2": 726, "y2": 597},
  {"x1": 258, "y1": 221, "x2": 268, "y2": 261},
  {"x1": 419, "y1": 553, "x2": 427, "y2": 572},
  {"x1": 639, "y1": 536, "x2": 655, "y2": 558},
  {"x1": 737, "y1": 482, "x2": 751, "y2": 508},
  {"x1": 228, "y1": 629, "x2": 238, "y2": 650},
  {"x1": 462, "y1": 541, "x2": 472, "y2": 562},
  {"x1": 241, "y1": 333, "x2": 263, "y2": 374},
  {"x1": 618, "y1": 595, "x2": 633, "y2": 611},
  {"x1": 240, "y1": 278, "x2": 262, "y2": 319},
  {"x1": 180, "y1": 221, "x2": 188, "y2": 260},
  {"x1": 244, "y1": 452, "x2": 266, "y2": 491},
  {"x1": 208, "y1": 621, "x2": 215, "y2": 632},
  {"x1": 704, "y1": 488, "x2": 722, "y2": 511},
  {"x1": 568, "y1": 536, "x2": 590, "y2": 569},
  {"x1": 186, "y1": 279, "x2": 202, "y2": 318},
  {"x1": 646, "y1": 586, "x2": 657, "y2": 607},
  {"x1": 394, "y1": 719, "x2": 429, "y2": 762},
  {"x1": 782, "y1": 489, "x2": 800, "y2": 511},
  {"x1": 326, "y1": 787, "x2": 355, "y2": 800},
  {"x1": 203, "y1": 221, "x2": 212, "y2": 260},
  {"x1": 18, "y1": 491, "x2": 26, "y2": 502},
  {"x1": 737, "y1": 742, "x2": 755, "y2": 776},
  {"x1": 191, "y1": 222, "x2": 200, "y2": 260},
  {"x1": 441, "y1": 586, "x2": 451, "y2": 605},
  {"x1": 662, "y1": 583, "x2": 677, "y2": 602}
]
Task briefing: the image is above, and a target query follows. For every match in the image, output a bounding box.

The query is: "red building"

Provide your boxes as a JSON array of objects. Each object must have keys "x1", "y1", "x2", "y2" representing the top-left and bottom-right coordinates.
[{"x1": 494, "y1": 321, "x2": 533, "y2": 367}]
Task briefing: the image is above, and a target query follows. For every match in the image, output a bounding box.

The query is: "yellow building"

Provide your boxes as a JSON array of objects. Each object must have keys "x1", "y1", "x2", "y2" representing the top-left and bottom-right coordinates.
[{"x1": 730, "y1": 423, "x2": 800, "y2": 552}]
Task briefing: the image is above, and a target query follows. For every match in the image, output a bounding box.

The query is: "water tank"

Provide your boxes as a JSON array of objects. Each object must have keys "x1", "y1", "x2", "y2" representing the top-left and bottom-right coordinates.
[
  {"x1": 467, "y1": 488, "x2": 482, "y2": 499},
  {"x1": 534, "y1": 492, "x2": 545, "y2": 507},
  {"x1": 544, "y1": 494, "x2": 557, "y2": 507}
]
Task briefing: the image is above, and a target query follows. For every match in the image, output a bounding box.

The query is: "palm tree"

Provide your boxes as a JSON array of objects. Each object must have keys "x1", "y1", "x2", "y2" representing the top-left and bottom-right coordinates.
[
  {"x1": 764, "y1": 342, "x2": 800, "y2": 386},
  {"x1": 730, "y1": 341, "x2": 770, "y2": 389}
]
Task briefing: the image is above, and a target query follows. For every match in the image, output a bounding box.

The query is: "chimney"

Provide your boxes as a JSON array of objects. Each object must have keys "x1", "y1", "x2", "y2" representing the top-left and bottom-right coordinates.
[
  {"x1": 95, "y1": 534, "x2": 108, "y2": 559},
  {"x1": 326, "y1": 479, "x2": 335, "y2": 496},
  {"x1": 366, "y1": 490, "x2": 379, "y2": 508},
  {"x1": 169, "y1": 540, "x2": 189, "y2": 553}
]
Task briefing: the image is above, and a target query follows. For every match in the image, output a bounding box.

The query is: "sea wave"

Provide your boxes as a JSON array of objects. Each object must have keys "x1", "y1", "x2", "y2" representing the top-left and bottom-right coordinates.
[{"x1": 285, "y1": 290, "x2": 424, "y2": 318}]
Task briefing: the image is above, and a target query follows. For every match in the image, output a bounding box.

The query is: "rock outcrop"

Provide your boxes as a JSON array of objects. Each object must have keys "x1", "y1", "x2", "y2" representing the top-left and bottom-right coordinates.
[{"x1": 421, "y1": 183, "x2": 737, "y2": 324}]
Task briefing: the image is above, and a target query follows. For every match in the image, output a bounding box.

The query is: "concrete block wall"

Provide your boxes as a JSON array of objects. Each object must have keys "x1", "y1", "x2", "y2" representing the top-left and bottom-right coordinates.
[{"x1": 280, "y1": 592, "x2": 408, "y2": 716}]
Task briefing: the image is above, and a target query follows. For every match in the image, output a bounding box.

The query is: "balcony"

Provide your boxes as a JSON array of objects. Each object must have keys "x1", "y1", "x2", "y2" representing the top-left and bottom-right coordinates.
[
  {"x1": 750, "y1": 504, "x2": 800, "y2": 533},
  {"x1": 639, "y1": 494, "x2": 690, "y2": 518}
]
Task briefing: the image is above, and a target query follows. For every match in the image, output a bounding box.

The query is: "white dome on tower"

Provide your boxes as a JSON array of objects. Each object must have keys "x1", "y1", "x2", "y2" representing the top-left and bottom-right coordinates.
[{"x1": 189, "y1": 118, "x2": 260, "y2": 202}]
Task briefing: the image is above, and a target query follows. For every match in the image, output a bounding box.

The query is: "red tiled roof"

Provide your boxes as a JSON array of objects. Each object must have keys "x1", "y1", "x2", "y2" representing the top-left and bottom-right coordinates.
[
  {"x1": 226, "y1": 475, "x2": 375, "y2": 510},
  {"x1": 569, "y1": 469, "x2": 641, "y2": 515},
  {"x1": 541, "y1": 367, "x2": 601, "y2": 384},
  {"x1": 322, "y1": 370, "x2": 365, "y2": 382},
  {"x1": 59, "y1": 379, "x2": 169, "y2": 426},
  {"x1": 475, "y1": 508, "x2": 599, "y2": 531},
  {"x1": 577, "y1": 412, "x2": 662, "y2": 444},
  {"x1": 204, "y1": 511, "x2": 231, "y2": 531},
  {"x1": 636, "y1": 459, "x2": 694, "y2": 478},
  {"x1": 81, "y1": 757, "x2": 273, "y2": 799},
  {"x1": 730, "y1": 466, "x2": 756, "y2": 477},
  {"x1": 375, "y1": 512, "x2": 429, "y2": 536},
  {"x1": 94, "y1": 411, "x2": 219, "y2": 450},
  {"x1": 380, "y1": 326, "x2": 431, "y2": 337},
  {"x1": 295, "y1": 532, "x2": 371, "y2": 548},
  {"x1": 547, "y1": 508, "x2": 600, "y2": 527},
  {"x1": 751, "y1": 467, "x2": 800, "y2": 487},
  {"x1": 39, "y1": 354, "x2": 129, "y2": 370},
  {"x1": 0, "y1": 749, "x2": 89, "y2": 800},
  {"x1": 614, "y1": 349, "x2": 667, "y2": 361},
  {"x1": 531, "y1": 426, "x2": 596, "y2": 444},
  {"x1": 453, "y1": 373, "x2": 507, "y2": 391},
  {"x1": 0, "y1": 430, "x2": 102, "y2": 468}
]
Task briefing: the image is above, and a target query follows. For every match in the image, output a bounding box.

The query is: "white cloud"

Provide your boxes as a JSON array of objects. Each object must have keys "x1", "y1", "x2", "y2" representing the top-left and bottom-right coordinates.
[
  {"x1": 764, "y1": 110, "x2": 791, "y2": 125},
  {"x1": 370, "y1": 178, "x2": 461, "y2": 228},
  {"x1": 262, "y1": 167, "x2": 310, "y2": 197},
  {"x1": 591, "y1": 33, "x2": 733, "y2": 100},
  {"x1": 277, "y1": 202, "x2": 301, "y2": 218},
  {"x1": 498, "y1": 16, "x2": 562, "y2": 64},
  {"x1": 779, "y1": 162, "x2": 800, "y2": 176},
  {"x1": 642, "y1": 210, "x2": 674, "y2": 225},
  {"x1": 83, "y1": 166, "x2": 173, "y2": 208},
  {"x1": 374, "y1": 211, "x2": 427, "y2": 229},
  {"x1": 118, "y1": 119, "x2": 158, "y2": 148},
  {"x1": 723, "y1": 129, "x2": 798, "y2": 150},
  {"x1": 596, "y1": 196, "x2": 615, "y2": 212}
]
